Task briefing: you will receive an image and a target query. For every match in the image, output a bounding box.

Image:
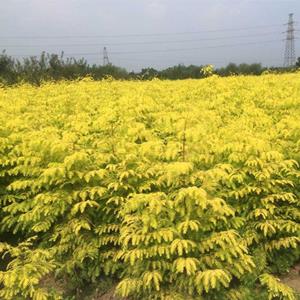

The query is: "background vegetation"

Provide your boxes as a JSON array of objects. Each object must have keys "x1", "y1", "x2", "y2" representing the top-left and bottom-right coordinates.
[{"x1": 1, "y1": 51, "x2": 299, "y2": 85}]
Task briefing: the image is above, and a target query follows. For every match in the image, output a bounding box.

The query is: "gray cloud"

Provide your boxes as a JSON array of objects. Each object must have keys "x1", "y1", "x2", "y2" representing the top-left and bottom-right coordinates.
[{"x1": 0, "y1": 0, "x2": 299, "y2": 70}]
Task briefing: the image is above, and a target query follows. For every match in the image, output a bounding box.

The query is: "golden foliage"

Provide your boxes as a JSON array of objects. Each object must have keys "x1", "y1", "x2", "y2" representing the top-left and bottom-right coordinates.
[{"x1": 0, "y1": 73, "x2": 299, "y2": 299}]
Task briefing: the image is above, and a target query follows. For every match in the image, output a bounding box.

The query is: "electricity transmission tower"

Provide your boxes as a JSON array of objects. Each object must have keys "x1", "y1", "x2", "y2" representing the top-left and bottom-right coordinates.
[
  {"x1": 283, "y1": 13, "x2": 296, "y2": 67},
  {"x1": 103, "y1": 47, "x2": 110, "y2": 66}
]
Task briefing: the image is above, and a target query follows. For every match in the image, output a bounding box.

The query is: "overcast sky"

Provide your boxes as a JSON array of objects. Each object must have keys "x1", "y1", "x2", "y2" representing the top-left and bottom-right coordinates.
[{"x1": 0, "y1": 0, "x2": 299, "y2": 71}]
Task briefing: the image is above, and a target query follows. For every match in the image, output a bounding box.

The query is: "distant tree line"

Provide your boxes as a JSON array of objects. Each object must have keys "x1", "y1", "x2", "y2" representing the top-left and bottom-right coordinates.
[
  {"x1": 0, "y1": 51, "x2": 299, "y2": 85},
  {"x1": 0, "y1": 51, "x2": 128, "y2": 85}
]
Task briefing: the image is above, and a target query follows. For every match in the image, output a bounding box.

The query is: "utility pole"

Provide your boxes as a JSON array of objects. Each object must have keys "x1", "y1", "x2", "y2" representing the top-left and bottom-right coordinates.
[
  {"x1": 103, "y1": 47, "x2": 110, "y2": 66},
  {"x1": 283, "y1": 13, "x2": 296, "y2": 67}
]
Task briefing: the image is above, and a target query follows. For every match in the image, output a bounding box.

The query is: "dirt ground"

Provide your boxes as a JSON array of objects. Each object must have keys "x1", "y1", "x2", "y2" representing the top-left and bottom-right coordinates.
[
  {"x1": 91, "y1": 287, "x2": 127, "y2": 300},
  {"x1": 93, "y1": 264, "x2": 300, "y2": 300},
  {"x1": 40, "y1": 265, "x2": 300, "y2": 299},
  {"x1": 281, "y1": 263, "x2": 300, "y2": 293}
]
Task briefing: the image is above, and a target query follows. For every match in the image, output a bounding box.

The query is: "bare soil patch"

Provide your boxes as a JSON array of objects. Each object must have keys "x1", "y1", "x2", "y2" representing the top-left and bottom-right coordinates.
[{"x1": 280, "y1": 263, "x2": 300, "y2": 293}]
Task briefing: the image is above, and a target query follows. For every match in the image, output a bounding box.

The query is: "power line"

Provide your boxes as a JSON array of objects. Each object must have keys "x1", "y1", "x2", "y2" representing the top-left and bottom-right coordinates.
[
  {"x1": 0, "y1": 24, "x2": 287, "y2": 40},
  {"x1": 0, "y1": 31, "x2": 282, "y2": 48},
  {"x1": 108, "y1": 39, "x2": 289, "y2": 55},
  {"x1": 4, "y1": 39, "x2": 289, "y2": 58},
  {"x1": 4, "y1": 40, "x2": 283, "y2": 56}
]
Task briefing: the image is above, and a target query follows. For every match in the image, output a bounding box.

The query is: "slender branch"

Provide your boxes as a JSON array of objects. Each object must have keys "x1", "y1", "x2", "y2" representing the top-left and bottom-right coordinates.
[{"x1": 182, "y1": 119, "x2": 187, "y2": 162}]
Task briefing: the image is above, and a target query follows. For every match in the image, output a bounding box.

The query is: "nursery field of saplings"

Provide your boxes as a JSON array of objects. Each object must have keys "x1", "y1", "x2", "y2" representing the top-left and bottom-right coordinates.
[{"x1": 0, "y1": 73, "x2": 300, "y2": 300}]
